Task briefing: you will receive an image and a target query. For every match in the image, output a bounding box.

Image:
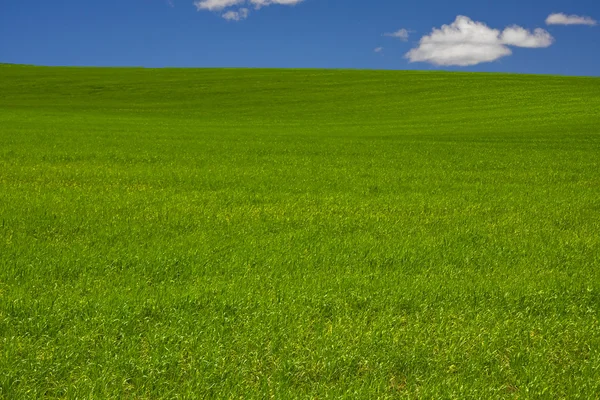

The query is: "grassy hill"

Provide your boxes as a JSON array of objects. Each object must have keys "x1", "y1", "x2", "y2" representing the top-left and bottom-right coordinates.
[{"x1": 1, "y1": 65, "x2": 600, "y2": 398}]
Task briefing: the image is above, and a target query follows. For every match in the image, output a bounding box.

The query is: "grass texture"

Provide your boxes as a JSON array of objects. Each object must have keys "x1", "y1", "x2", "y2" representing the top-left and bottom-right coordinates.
[{"x1": 1, "y1": 65, "x2": 600, "y2": 398}]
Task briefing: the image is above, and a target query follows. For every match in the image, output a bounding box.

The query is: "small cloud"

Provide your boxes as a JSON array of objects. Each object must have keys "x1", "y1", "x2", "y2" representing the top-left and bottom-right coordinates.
[
  {"x1": 250, "y1": 0, "x2": 304, "y2": 9},
  {"x1": 194, "y1": 0, "x2": 304, "y2": 19},
  {"x1": 222, "y1": 7, "x2": 249, "y2": 21},
  {"x1": 501, "y1": 26, "x2": 554, "y2": 48},
  {"x1": 194, "y1": 0, "x2": 244, "y2": 11},
  {"x1": 384, "y1": 29, "x2": 410, "y2": 41},
  {"x1": 374, "y1": 47, "x2": 384, "y2": 53},
  {"x1": 405, "y1": 16, "x2": 553, "y2": 66},
  {"x1": 546, "y1": 13, "x2": 597, "y2": 26}
]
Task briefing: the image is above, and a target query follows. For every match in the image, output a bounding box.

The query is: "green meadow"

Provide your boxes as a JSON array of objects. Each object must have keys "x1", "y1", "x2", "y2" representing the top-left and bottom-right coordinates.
[{"x1": 1, "y1": 64, "x2": 600, "y2": 398}]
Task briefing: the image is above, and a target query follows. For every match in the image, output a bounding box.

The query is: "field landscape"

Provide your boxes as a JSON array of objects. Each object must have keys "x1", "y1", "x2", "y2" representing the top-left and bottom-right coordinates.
[{"x1": 1, "y1": 64, "x2": 600, "y2": 398}]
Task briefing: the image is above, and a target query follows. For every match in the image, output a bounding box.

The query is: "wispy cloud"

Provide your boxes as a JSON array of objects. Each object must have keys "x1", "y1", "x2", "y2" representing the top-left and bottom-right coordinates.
[
  {"x1": 222, "y1": 7, "x2": 249, "y2": 21},
  {"x1": 250, "y1": 0, "x2": 304, "y2": 8},
  {"x1": 194, "y1": 0, "x2": 244, "y2": 11},
  {"x1": 384, "y1": 29, "x2": 410, "y2": 41},
  {"x1": 546, "y1": 13, "x2": 597, "y2": 26},
  {"x1": 194, "y1": 0, "x2": 304, "y2": 20},
  {"x1": 374, "y1": 47, "x2": 384, "y2": 53},
  {"x1": 405, "y1": 16, "x2": 553, "y2": 66}
]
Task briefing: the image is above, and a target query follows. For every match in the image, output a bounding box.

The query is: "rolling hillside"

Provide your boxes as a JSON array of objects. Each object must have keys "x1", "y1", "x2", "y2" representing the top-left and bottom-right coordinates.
[{"x1": 1, "y1": 65, "x2": 600, "y2": 398}]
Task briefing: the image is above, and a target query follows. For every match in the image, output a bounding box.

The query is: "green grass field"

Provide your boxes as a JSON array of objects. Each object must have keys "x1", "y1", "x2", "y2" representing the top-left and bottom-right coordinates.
[{"x1": 1, "y1": 64, "x2": 600, "y2": 398}]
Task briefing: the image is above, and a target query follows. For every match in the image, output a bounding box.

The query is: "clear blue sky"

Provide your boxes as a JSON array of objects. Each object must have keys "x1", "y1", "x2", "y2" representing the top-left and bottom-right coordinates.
[{"x1": 1, "y1": 0, "x2": 598, "y2": 75}]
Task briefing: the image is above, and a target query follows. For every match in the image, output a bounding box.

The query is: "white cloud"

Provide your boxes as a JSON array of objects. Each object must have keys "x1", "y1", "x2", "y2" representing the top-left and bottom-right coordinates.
[
  {"x1": 250, "y1": 0, "x2": 304, "y2": 8},
  {"x1": 222, "y1": 7, "x2": 249, "y2": 20},
  {"x1": 384, "y1": 29, "x2": 410, "y2": 41},
  {"x1": 194, "y1": 0, "x2": 244, "y2": 11},
  {"x1": 194, "y1": 0, "x2": 303, "y2": 19},
  {"x1": 374, "y1": 47, "x2": 384, "y2": 53},
  {"x1": 501, "y1": 26, "x2": 553, "y2": 48},
  {"x1": 405, "y1": 16, "x2": 553, "y2": 66},
  {"x1": 546, "y1": 13, "x2": 597, "y2": 26}
]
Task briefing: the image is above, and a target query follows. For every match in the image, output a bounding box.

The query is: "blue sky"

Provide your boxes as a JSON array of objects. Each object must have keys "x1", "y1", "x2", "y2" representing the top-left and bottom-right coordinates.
[{"x1": 1, "y1": 0, "x2": 598, "y2": 75}]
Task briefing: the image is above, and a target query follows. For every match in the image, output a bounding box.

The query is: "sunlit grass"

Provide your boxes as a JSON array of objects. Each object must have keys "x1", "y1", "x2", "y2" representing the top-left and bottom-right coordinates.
[{"x1": 1, "y1": 65, "x2": 599, "y2": 398}]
